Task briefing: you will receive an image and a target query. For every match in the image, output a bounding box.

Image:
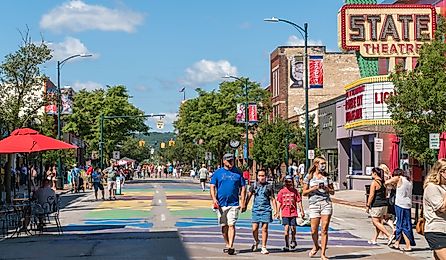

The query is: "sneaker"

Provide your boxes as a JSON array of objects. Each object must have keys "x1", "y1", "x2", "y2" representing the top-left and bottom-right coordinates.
[
  {"x1": 368, "y1": 240, "x2": 377, "y2": 245},
  {"x1": 282, "y1": 247, "x2": 290, "y2": 252},
  {"x1": 251, "y1": 241, "x2": 259, "y2": 252},
  {"x1": 290, "y1": 240, "x2": 297, "y2": 249},
  {"x1": 261, "y1": 247, "x2": 269, "y2": 255}
]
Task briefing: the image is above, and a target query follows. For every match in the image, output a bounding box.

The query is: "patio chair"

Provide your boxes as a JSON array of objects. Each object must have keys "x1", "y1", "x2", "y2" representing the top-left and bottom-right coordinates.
[{"x1": 40, "y1": 196, "x2": 62, "y2": 235}]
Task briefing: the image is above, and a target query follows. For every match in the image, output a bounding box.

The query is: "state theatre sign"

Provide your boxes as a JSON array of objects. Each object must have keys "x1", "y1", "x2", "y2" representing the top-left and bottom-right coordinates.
[
  {"x1": 344, "y1": 76, "x2": 395, "y2": 133},
  {"x1": 339, "y1": 4, "x2": 436, "y2": 57}
]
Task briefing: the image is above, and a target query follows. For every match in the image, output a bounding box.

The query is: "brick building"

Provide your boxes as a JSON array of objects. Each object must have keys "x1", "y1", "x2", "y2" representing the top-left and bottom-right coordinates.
[{"x1": 269, "y1": 46, "x2": 360, "y2": 124}]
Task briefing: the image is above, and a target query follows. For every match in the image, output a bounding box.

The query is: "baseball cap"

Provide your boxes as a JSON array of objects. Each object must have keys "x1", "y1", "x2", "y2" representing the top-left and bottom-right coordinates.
[
  {"x1": 285, "y1": 175, "x2": 293, "y2": 181},
  {"x1": 223, "y1": 153, "x2": 234, "y2": 161}
]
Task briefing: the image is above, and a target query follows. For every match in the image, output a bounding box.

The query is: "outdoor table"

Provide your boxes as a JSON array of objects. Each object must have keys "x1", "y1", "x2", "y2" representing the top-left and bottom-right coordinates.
[
  {"x1": 9, "y1": 203, "x2": 33, "y2": 237},
  {"x1": 12, "y1": 198, "x2": 29, "y2": 204}
]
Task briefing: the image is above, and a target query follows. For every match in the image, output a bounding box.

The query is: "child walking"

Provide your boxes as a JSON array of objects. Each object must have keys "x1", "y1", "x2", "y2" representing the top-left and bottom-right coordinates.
[
  {"x1": 243, "y1": 169, "x2": 278, "y2": 254},
  {"x1": 277, "y1": 175, "x2": 304, "y2": 251}
]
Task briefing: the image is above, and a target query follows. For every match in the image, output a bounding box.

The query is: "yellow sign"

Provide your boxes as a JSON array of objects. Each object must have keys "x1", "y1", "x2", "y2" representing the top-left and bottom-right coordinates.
[{"x1": 338, "y1": 4, "x2": 436, "y2": 57}]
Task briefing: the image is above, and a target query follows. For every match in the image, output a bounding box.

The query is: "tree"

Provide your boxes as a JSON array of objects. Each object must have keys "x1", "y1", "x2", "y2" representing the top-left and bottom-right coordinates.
[
  {"x1": 387, "y1": 17, "x2": 446, "y2": 164},
  {"x1": 289, "y1": 114, "x2": 319, "y2": 163},
  {"x1": 252, "y1": 118, "x2": 294, "y2": 175},
  {"x1": 0, "y1": 31, "x2": 52, "y2": 202},
  {"x1": 174, "y1": 79, "x2": 270, "y2": 164},
  {"x1": 64, "y1": 85, "x2": 149, "y2": 165}
]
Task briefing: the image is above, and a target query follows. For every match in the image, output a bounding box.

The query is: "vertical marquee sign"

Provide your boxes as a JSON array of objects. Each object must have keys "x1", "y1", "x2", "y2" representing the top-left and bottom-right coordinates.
[{"x1": 338, "y1": 4, "x2": 436, "y2": 57}]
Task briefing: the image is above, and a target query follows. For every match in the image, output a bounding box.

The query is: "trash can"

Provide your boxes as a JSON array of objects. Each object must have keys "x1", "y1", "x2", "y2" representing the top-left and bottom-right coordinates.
[
  {"x1": 116, "y1": 176, "x2": 122, "y2": 195},
  {"x1": 56, "y1": 177, "x2": 64, "y2": 190},
  {"x1": 365, "y1": 184, "x2": 371, "y2": 203}
]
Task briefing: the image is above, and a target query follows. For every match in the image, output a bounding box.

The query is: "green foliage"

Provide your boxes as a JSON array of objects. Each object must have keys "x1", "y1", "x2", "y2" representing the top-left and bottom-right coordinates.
[
  {"x1": 119, "y1": 136, "x2": 151, "y2": 162},
  {"x1": 289, "y1": 114, "x2": 319, "y2": 163},
  {"x1": 0, "y1": 31, "x2": 52, "y2": 133},
  {"x1": 175, "y1": 79, "x2": 270, "y2": 163},
  {"x1": 63, "y1": 85, "x2": 149, "y2": 162},
  {"x1": 252, "y1": 118, "x2": 292, "y2": 170},
  {"x1": 387, "y1": 17, "x2": 446, "y2": 164}
]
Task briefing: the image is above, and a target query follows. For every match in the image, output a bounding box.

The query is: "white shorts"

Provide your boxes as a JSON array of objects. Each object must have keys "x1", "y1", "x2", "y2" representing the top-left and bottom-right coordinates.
[
  {"x1": 309, "y1": 200, "x2": 333, "y2": 219},
  {"x1": 370, "y1": 206, "x2": 387, "y2": 218},
  {"x1": 107, "y1": 181, "x2": 116, "y2": 191},
  {"x1": 217, "y1": 206, "x2": 240, "y2": 226}
]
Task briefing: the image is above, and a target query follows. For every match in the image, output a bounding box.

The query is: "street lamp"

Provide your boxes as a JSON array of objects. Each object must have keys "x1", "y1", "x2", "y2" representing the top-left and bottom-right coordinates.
[
  {"x1": 264, "y1": 17, "x2": 310, "y2": 174},
  {"x1": 223, "y1": 75, "x2": 249, "y2": 167},
  {"x1": 56, "y1": 53, "x2": 92, "y2": 189}
]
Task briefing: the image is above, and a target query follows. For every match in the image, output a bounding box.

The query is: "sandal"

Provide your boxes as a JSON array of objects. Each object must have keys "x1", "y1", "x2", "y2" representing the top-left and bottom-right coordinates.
[
  {"x1": 321, "y1": 256, "x2": 329, "y2": 260},
  {"x1": 389, "y1": 244, "x2": 400, "y2": 250},
  {"x1": 309, "y1": 246, "x2": 320, "y2": 257},
  {"x1": 401, "y1": 247, "x2": 412, "y2": 252}
]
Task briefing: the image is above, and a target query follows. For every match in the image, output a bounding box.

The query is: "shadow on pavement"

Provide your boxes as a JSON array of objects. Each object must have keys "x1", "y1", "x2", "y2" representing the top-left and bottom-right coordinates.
[
  {"x1": 59, "y1": 193, "x2": 88, "y2": 209},
  {"x1": 0, "y1": 230, "x2": 190, "y2": 259}
]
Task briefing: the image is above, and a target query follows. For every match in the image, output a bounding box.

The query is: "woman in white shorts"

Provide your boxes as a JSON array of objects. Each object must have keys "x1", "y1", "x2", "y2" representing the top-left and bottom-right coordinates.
[{"x1": 302, "y1": 156, "x2": 334, "y2": 260}]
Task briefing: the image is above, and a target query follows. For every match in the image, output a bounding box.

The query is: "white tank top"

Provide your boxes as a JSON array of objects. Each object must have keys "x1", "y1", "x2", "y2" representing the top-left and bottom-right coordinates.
[{"x1": 395, "y1": 177, "x2": 412, "y2": 209}]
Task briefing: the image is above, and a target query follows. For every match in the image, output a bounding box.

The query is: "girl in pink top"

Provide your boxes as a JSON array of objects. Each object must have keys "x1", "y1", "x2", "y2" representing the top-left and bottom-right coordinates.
[{"x1": 277, "y1": 175, "x2": 304, "y2": 251}]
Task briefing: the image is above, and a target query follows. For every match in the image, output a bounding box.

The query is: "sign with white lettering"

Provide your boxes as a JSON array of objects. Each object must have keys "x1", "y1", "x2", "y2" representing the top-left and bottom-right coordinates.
[{"x1": 338, "y1": 4, "x2": 436, "y2": 57}]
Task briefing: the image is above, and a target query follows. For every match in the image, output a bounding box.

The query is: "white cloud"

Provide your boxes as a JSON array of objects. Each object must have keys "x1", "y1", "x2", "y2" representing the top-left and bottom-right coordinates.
[
  {"x1": 72, "y1": 81, "x2": 103, "y2": 91},
  {"x1": 47, "y1": 37, "x2": 97, "y2": 62},
  {"x1": 40, "y1": 0, "x2": 144, "y2": 33},
  {"x1": 287, "y1": 35, "x2": 323, "y2": 46},
  {"x1": 181, "y1": 59, "x2": 238, "y2": 86},
  {"x1": 135, "y1": 85, "x2": 150, "y2": 92}
]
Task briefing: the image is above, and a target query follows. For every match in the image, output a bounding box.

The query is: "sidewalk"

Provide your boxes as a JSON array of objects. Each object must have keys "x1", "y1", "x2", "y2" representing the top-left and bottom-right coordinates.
[
  {"x1": 332, "y1": 190, "x2": 366, "y2": 208},
  {"x1": 1, "y1": 184, "x2": 72, "y2": 201}
]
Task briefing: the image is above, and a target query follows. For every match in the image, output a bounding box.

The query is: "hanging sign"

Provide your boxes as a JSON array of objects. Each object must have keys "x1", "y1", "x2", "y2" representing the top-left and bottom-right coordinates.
[
  {"x1": 248, "y1": 103, "x2": 258, "y2": 123},
  {"x1": 374, "y1": 138, "x2": 384, "y2": 152},
  {"x1": 289, "y1": 56, "x2": 304, "y2": 88},
  {"x1": 156, "y1": 120, "x2": 164, "y2": 129},
  {"x1": 309, "y1": 55, "x2": 323, "y2": 88},
  {"x1": 113, "y1": 151, "x2": 120, "y2": 160}
]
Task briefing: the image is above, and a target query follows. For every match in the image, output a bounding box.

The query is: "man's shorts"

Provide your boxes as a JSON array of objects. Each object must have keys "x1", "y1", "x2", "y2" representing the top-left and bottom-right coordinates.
[
  {"x1": 309, "y1": 200, "x2": 333, "y2": 219},
  {"x1": 217, "y1": 206, "x2": 240, "y2": 226},
  {"x1": 93, "y1": 182, "x2": 104, "y2": 192},
  {"x1": 107, "y1": 180, "x2": 116, "y2": 191},
  {"x1": 282, "y1": 217, "x2": 297, "y2": 226}
]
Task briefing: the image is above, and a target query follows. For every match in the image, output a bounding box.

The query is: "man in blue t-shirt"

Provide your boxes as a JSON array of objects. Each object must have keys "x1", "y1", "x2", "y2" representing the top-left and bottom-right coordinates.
[{"x1": 210, "y1": 153, "x2": 246, "y2": 255}]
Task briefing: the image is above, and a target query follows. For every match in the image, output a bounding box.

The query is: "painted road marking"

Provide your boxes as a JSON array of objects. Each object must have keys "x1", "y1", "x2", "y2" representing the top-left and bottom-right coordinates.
[
  {"x1": 158, "y1": 199, "x2": 162, "y2": 205},
  {"x1": 166, "y1": 256, "x2": 176, "y2": 260},
  {"x1": 161, "y1": 214, "x2": 166, "y2": 222}
]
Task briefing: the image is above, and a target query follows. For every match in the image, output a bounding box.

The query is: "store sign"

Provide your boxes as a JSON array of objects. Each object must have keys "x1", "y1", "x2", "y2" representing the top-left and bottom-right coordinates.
[
  {"x1": 345, "y1": 81, "x2": 394, "y2": 124},
  {"x1": 339, "y1": 4, "x2": 436, "y2": 57},
  {"x1": 430, "y1": 133, "x2": 440, "y2": 149},
  {"x1": 309, "y1": 55, "x2": 323, "y2": 88}
]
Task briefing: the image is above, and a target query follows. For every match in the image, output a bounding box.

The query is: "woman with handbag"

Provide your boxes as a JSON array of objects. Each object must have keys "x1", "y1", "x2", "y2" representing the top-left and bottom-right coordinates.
[
  {"x1": 423, "y1": 159, "x2": 446, "y2": 260},
  {"x1": 385, "y1": 168, "x2": 416, "y2": 251}
]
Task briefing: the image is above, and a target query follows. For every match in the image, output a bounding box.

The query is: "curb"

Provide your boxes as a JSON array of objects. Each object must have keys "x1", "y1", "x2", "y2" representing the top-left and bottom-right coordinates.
[{"x1": 331, "y1": 198, "x2": 365, "y2": 209}]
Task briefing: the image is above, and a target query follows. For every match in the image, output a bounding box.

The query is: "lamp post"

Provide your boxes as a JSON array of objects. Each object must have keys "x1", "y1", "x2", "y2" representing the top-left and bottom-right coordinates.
[
  {"x1": 56, "y1": 54, "x2": 92, "y2": 189},
  {"x1": 264, "y1": 17, "x2": 310, "y2": 174},
  {"x1": 223, "y1": 75, "x2": 249, "y2": 166}
]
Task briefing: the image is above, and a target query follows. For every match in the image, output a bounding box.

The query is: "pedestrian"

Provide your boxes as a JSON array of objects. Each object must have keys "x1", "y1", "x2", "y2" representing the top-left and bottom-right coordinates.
[
  {"x1": 70, "y1": 164, "x2": 80, "y2": 193},
  {"x1": 302, "y1": 156, "x2": 334, "y2": 260},
  {"x1": 423, "y1": 158, "x2": 446, "y2": 260},
  {"x1": 107, "y1": 167, "x2": 117, "y2": 200},
  {"x1": 380, "y1": 163, "x2": 396, "y2": 236},
  {"x1": 199, "y1": 164, "x2": 208, "y2": 191},
  {"x1": 243, "y1": 167, "x2": 250, "y2": 189},
  {"x1": 92, "y1": 167, "x2": 105, "y2": 201},
  {"x1": 365, "y1": 167, "x2": 392, "y2": 245},
  {"x1": 243, "y1": 169, "x2": 277, "y2": 255},
  {"x1": 210, "y1": 153, "x2": 246, "y2": 256},
  {"x1": 385, "y1": 168, "x2": 415, "y2": 251},
  {"x1": 190, "y1": 168, "x2": 196, "y2": 179},
  {"x1": 277, "y1": 175, "x2": 303, "y2": 252}
]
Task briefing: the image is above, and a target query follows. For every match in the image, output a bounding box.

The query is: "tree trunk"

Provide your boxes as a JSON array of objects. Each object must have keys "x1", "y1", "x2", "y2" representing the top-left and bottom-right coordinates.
[{"x1": 5, "y1": 154, "x2": 12, "y2": 203}]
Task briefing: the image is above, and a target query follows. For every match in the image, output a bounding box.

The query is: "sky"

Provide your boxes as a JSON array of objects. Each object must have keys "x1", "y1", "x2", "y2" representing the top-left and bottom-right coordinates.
[{"x1": 0, "y1": 0, "x2": 345, "y2": 132}]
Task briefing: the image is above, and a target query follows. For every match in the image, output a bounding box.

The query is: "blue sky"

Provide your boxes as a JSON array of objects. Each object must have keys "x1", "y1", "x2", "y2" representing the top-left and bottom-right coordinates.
[{"x1": 0, "y1": 0, "x2": 345, "y2": 131}]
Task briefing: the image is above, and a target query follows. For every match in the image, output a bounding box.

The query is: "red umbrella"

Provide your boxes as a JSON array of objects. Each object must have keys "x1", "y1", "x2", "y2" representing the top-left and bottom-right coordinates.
[
  {"x1": 390, "y1": 134, "x2": 400, "y2": 173},
  {"x1": 438, "y1": 132, "x2": 446, "y2": 160},
  {"x1": 0, "y1": 128, "x2": 77, "y2": 153}
]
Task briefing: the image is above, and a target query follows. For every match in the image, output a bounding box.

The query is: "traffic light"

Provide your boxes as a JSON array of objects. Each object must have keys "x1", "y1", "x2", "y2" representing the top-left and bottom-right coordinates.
[
  {"x1": 168, "y1": 139, "x2": 175, "y2": 147},
  {"x1": 160, "y1": 142, "x2": 165, "y2": 149},
  {"x1": 138, "y1": 140, "x2": 145, "y2": 147}
]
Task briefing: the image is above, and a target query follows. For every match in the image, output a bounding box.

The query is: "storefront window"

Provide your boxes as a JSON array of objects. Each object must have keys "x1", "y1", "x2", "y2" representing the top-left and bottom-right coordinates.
[{"x1": 351, "y1": 136, "x2": 362, "y2": 175}]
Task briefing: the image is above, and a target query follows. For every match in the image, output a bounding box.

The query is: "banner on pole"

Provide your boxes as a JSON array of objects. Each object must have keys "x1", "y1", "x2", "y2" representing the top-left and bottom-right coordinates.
[
  {"x1": 309, "y1": 55, "x2": 324, "y2": 88},
  {"x1": 248, "y1": 103, "x2": 258, "y2": 123},
  {"x1": 45, "y1": 79, "x2": 58, "y2": 115},
  {"x1": 289, "y1": 56, "x2": 304, "y2": 88},
  {"x1": 236, "y1": 103, "x2": 246, "y2": 123},
  {"x1": 61, "y1": 87, "x2": 74, "y2": 114}
]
